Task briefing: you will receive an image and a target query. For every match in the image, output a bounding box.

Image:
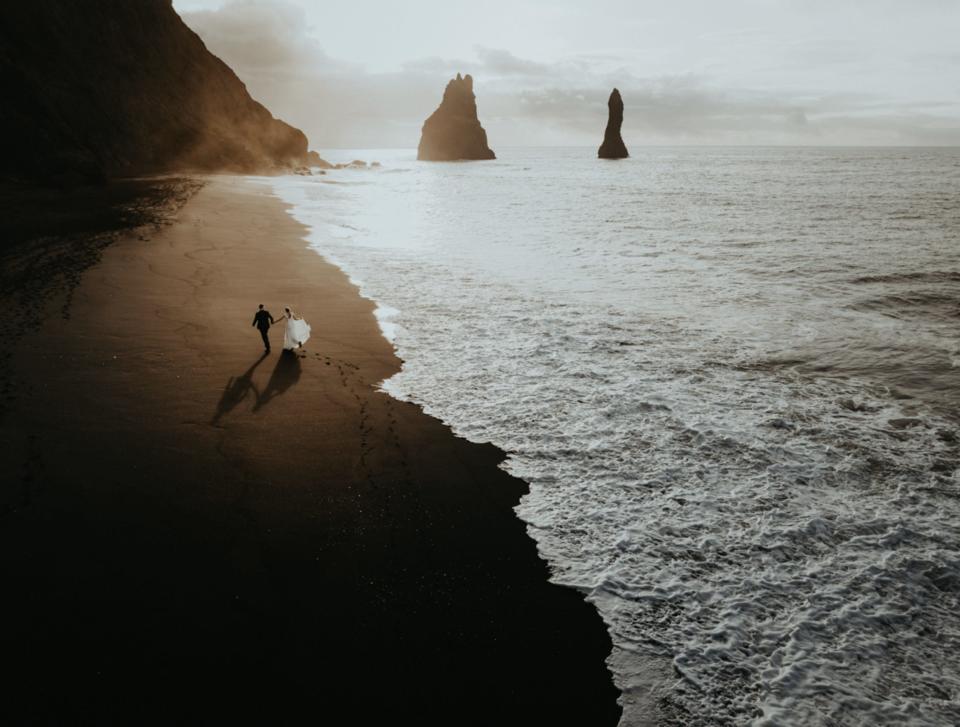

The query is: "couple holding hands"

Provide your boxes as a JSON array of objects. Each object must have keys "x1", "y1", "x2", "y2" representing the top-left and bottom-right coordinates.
[{"x1": 252, "y1": 304, "x2": 311, "y2": 354}]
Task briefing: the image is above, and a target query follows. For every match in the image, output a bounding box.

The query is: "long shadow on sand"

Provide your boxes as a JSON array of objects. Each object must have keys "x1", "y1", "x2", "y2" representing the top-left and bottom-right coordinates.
[
  {"x1": 212, "y1": 351, "x2": 269, "y2": 424},
  {"x1": 252, "y1": 351, "x2": 301, "y2": 412},
  {"x1": 212, "y1": 351, "x2": 302, "y2": 423}
]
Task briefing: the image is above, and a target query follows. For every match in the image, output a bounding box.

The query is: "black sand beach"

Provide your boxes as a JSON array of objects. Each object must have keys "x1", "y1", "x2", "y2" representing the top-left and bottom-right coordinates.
[{"x1": 0, "y1": 177, "x2": 621, "y2": 724}]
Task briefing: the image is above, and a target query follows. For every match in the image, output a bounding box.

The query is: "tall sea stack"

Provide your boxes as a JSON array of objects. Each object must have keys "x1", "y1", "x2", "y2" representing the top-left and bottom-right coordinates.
[
  {"x1": 417, "y1": 73, "x2": 495, "y2": 161},
  {"x1": 0, "y1": 0, "x2": 312, "y2": 183},
  {"x1": 598, "y1": 88, "x2": 629, "y2": 159}
]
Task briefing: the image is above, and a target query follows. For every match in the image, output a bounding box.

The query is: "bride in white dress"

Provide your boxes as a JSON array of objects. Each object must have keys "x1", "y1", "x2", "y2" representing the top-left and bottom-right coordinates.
[{"x1": 278, "y1": 306, "x2": 311, "y2": 351}]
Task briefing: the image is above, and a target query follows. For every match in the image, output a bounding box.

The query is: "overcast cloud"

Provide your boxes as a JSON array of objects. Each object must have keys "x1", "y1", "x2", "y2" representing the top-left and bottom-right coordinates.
[{"x1": 176, "y1": 0, "x2": 960, "y2": 148}]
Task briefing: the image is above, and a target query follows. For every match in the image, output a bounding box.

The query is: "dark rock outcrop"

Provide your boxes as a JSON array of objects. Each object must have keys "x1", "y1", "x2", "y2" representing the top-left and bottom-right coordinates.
[
  {"x1": 417, "y1": 73, "x2": 495, "y2": 161},
  {"x1": 306, "y1": 151, "x2": 333, "y2": 169},
  {"x1": 331, "y1": 160, "x2": 367, "y2": 170},
  {"x1": 0, "y1": 0, "x2": 312, "y2": 184},
  {"x1": 598, "y1": 88, "x2": 629, "y2": 159}
]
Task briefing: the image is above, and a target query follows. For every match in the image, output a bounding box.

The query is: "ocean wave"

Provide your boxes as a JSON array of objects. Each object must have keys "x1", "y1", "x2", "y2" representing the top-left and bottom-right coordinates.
[
  {"x1": 851, "y1": 271, "x2": 960, "y2": 285},
  {"x1": 270, "y1": 147, "x2": 960, "y2": 726}
]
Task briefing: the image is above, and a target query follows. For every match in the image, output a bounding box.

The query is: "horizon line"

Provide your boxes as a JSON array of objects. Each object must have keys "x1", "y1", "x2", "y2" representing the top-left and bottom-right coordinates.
[{"x1": 311, "y1": 144, "x2": 960, "y2": 150}]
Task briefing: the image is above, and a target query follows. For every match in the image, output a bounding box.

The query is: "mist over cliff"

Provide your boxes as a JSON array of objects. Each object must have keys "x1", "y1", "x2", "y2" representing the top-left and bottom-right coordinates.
[{"x1": 0, "y1": 0, "x2": 311, "y2": 184}]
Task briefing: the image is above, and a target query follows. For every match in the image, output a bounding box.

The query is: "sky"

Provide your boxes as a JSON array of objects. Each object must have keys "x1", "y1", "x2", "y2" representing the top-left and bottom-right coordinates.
[{"x1": 172, "y1": 0, "x2": 960, "y2": 149}]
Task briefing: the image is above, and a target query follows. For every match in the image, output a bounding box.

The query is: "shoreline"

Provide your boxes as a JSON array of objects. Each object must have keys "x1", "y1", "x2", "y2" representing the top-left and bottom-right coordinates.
[{"x1": 0, "y1": 176, "x2": 622, "y2": 724}]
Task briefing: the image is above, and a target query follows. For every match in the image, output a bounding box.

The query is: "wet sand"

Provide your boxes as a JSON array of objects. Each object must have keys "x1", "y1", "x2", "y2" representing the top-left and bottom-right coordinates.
[{"x1": 0, "y1": 177, "x2": 621, "y2": 724}]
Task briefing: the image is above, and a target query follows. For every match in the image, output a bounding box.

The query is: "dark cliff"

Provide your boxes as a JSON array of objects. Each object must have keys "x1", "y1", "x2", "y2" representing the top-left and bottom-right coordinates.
[
  {"x1": 598, "y1": 88, "x2": 629, "y2": 159},
  {"x1": 0, "y1": 0, "x2": 310, "y2": 184},
  {"x1": 417, "y1": 73, "x2": 495, "y2": 161}
]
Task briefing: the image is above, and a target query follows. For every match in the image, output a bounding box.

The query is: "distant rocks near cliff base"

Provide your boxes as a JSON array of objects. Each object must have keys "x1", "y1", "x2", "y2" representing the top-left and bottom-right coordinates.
[
  {"x1": 306, "y1": 151, "x2": 333, "y2": 169},
  {"x1": 418, "y1": 73, "x2": 495, "y2": 161},
  {"x1": 330, "y1": 160, "x2": 380, "y2": 170},
  {"x1": 297, "y1": 158, "x2": 382, "y2": 175},
  {"x1": 598, "y1": 88, "x2": 629, "y2": 159}
]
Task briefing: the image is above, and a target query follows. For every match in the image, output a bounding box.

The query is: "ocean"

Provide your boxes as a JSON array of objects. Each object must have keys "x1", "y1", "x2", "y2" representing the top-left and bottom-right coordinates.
[{"x1": 271, "y1": 147, "x2": 960, "y2": 726}]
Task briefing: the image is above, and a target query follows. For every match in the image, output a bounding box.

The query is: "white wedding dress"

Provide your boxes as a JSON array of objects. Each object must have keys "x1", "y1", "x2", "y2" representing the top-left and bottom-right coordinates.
[{"x1": 283, "y1": 315, "x2": 311, "y2": 350}]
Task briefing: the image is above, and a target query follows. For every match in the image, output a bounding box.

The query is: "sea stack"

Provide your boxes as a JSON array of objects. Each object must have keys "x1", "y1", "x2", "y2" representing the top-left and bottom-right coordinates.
[
  {"x1": 598, "y1": 88, "x2": 629, "y2": 159},
  {"x1": 417, "y1": 73, "x2": 495, "y2": 161}
]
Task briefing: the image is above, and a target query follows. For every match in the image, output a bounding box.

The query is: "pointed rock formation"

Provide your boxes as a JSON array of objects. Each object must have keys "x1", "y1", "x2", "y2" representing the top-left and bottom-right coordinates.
[
  {"x1": 598, "y1": 88, "x2": 629, "y2": 159},
  {"x1": 417, "y1": 73, "x2": 495, "y2": 161}
]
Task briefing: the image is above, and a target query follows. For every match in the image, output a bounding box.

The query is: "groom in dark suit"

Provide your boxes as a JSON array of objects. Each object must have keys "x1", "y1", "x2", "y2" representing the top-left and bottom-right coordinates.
[{"x1": 252, "y1": 304, "x2": 275, "y2": 352}]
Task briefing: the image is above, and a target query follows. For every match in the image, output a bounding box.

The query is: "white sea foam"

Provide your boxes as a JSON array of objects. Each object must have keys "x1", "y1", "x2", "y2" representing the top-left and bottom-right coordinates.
[
  {"x1": 372, "y1": 303, "x2": 401, "y2": 343},
  {"x1": 270, "y1": 147, "x2": 960, "y2": 726}
]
